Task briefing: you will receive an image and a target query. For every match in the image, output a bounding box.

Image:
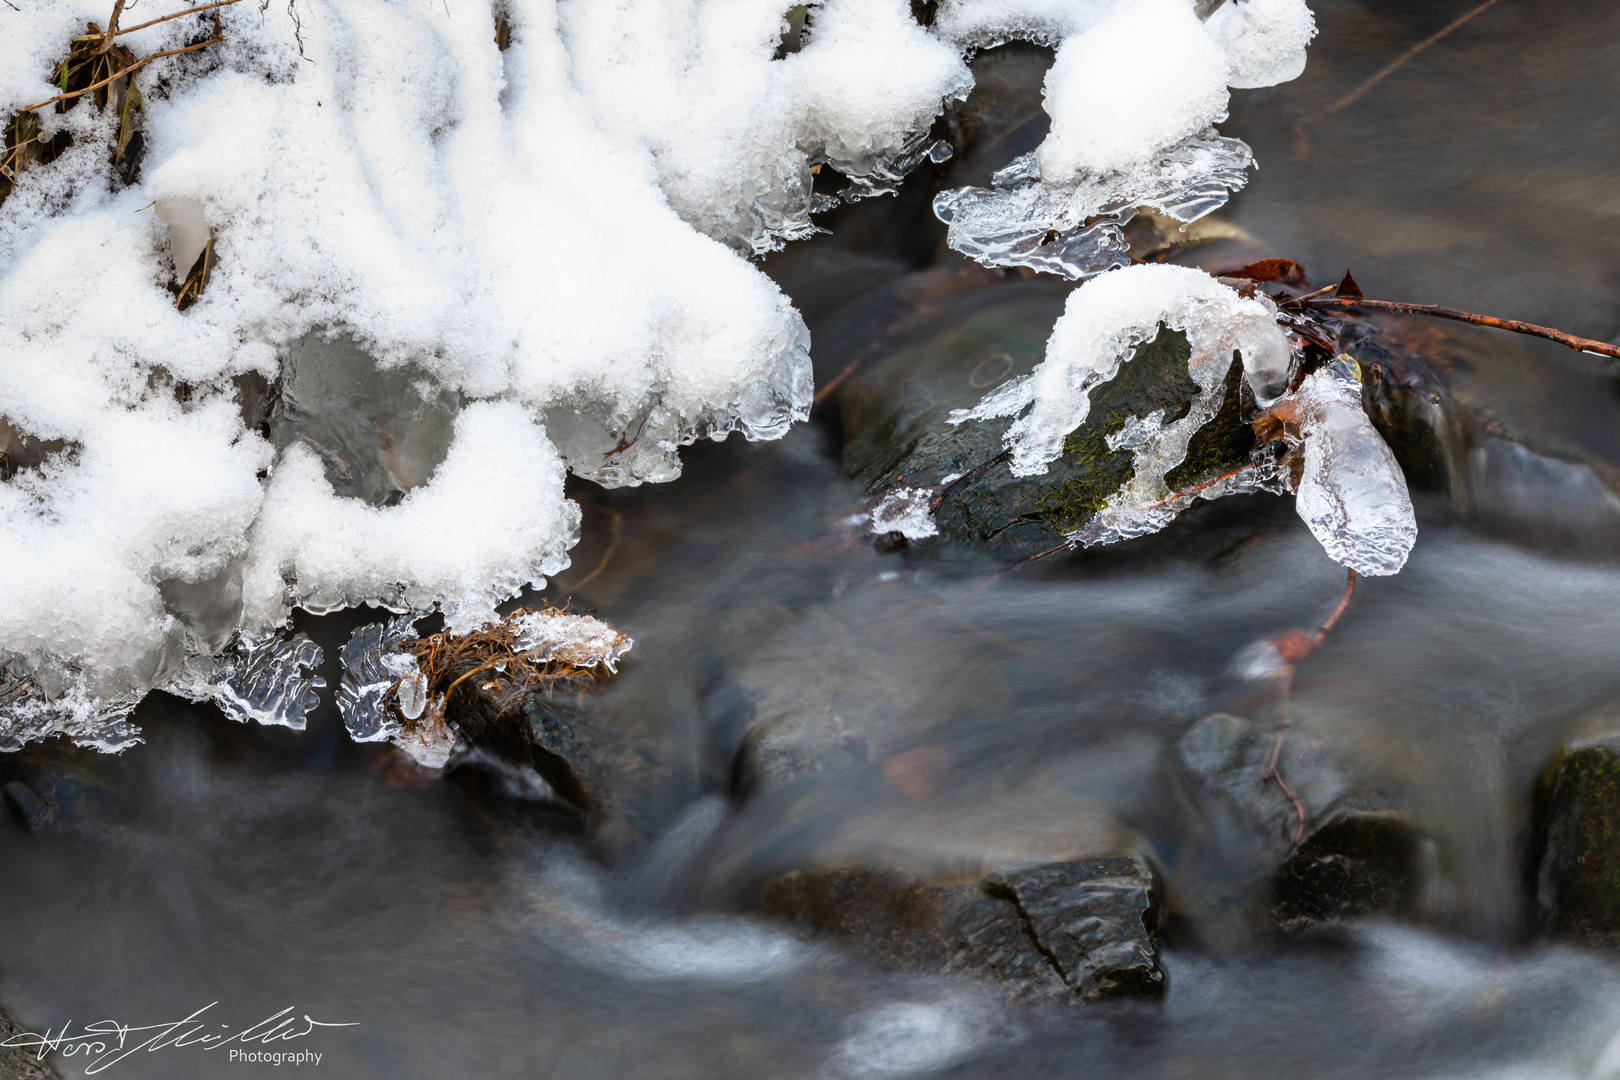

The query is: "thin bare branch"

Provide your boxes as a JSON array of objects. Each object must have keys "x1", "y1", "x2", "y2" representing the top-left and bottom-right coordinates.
[
  {"x1": 1302, "y1": 295, "x2": 1620, "y2": 359},
  {"x1": 73, "y1": 0, "x2": 243, "y2": 41}
]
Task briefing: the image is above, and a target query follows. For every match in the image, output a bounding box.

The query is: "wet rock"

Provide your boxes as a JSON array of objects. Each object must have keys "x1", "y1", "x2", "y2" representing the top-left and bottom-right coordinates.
[
  {"x1": 1532, "y1": 708, "x2": 1620, "y2": 944},
  {"x1": 834, "y1": 275, "x2": 1256, "y2": 556},
  {"x1": 448, "y1": 681, "x2": 618, "y2": 818},
  {"x1": 758, "y1": 855, "x2": 1164, "y2": 1003},
  {"x1": 1168, "y1": 713, "x2": 1421, "y2": 946}
]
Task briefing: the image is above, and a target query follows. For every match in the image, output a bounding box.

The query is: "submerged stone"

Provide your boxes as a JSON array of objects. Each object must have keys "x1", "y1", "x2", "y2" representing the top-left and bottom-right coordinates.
[
  {"x1": 1168, "y1": 712, "x2": 1421, "y2": 946},
  {"x1": 1533, "y1": 708, "x2": 1620, "y2": 945},
  {"x1": 758, "y1": 855, "x2": 1164, "y2": 1003}
]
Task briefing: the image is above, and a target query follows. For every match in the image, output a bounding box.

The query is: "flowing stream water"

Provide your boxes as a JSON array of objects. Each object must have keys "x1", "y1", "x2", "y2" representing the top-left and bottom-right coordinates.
[{"x1": 5, "y1": 2, "x2": 1620, "y2": 1077}]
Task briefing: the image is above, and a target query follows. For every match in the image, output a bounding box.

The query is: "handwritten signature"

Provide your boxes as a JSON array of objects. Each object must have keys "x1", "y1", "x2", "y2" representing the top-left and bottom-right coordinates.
[{"x1": 0, "y1": 1002, "x2": 357, "y2": 1074}]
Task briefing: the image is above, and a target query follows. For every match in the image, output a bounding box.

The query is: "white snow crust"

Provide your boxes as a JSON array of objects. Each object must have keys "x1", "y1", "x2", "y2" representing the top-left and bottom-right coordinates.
[{"x1": 0, "y1": 0, "x2": 965, "y2": 747}]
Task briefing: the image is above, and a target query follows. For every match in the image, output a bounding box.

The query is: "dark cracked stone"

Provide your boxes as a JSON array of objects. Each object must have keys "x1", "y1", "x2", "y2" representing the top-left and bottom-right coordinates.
[{"x1": 758, "y1": 855, "x2": 1164, "y2": 1003}]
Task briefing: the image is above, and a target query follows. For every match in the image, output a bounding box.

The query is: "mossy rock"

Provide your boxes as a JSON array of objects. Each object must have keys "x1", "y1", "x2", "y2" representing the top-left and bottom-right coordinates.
[
  {"x1": 1534, "y1": 710, "x2": 1620, "y2": 944},
  {"x1": 837, "y1": 281, "x2": 1255, "y2": 556}
]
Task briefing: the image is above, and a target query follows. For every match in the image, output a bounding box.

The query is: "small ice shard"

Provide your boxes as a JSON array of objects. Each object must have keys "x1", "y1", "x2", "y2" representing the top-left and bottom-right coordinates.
[
  {"x1": 1292, "y1": 357, "x2": 1417, "y2": 576},
  {"x1": 153, "y1": 198, "x2": 208, "y2": 278},
  {"x1": 511, "y1": 610, "x2": 633, "y2": 673},
  {"x1": 869, "y1": 486, "x2": 941, "y2": 540},
  {"x1": 197, "y1": 632, "x2": 325, "y2": 730},
  {"x1": 336, "y1": 616, "x2": 420, "y2": 743},
  {"x1": 397, "y1": 672, "x2": 428, "y2": 721},
  {"x1": 391, "y1": 718, "x2": 458, "y2": 770}
]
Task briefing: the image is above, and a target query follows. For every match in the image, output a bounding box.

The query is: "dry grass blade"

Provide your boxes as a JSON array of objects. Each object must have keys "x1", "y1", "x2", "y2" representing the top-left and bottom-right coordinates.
[
  {"x1": 398, "y1": 605, "x2": 629, "y2": 732},
  {"x1": 20, "y1": 37, "x2": 224, "y2": 113}
]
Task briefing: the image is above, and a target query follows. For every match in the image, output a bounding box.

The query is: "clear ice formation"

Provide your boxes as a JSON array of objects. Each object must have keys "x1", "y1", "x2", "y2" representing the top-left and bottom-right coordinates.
[
  {"x1": 0, "y1": 0, "x2": 971, "y2": 749},
  {"x1": 171, "y1": 632, "x2": 326, "y2": 730},
  {"x1": 1290, "y1": 358, "x2": 1417, "y2": 576},
  {"x1": 945, "y1": 268, "x2": 1416, "y2": 574},
  {"x1": 336, "y1": 616, "x2": 422, "y2": 745},
  {"x1": 931, "y1": 0, "x2": 1316, "y2": 277},
  {"x1": 932, "y1": 131, "x2": 1254, "y2": 279}
]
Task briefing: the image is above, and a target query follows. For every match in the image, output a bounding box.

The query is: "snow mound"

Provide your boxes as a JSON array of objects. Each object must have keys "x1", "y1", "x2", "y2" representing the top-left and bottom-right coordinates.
[{"x1": 0, "y1": 0, "x2": 965, "y2": 749}]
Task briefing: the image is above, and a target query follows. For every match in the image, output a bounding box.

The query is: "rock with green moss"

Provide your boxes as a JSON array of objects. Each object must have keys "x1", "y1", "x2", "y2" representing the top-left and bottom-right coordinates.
[
  {"x1": 1533, "y1": 708, "x2": 1620, "y2": 944},
  {"x1": 836, "y1": 276, "x2": 1255, "y2": 555}
]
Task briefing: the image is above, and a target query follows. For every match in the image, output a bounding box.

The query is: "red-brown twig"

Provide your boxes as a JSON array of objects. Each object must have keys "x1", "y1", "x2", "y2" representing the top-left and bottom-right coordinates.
[
  {"x1": 74, "y1": 0, "x2": 244, "y2": 41},
  {"x1": 1262, "y1": 568, "x2": 1357, "y2": 844},
  {"x1": 20, "y1": 37, "x2": 222, "y2": 112},
  {"x1": 1302, "y1": 296, "x2": 1620, "y2": 359}
]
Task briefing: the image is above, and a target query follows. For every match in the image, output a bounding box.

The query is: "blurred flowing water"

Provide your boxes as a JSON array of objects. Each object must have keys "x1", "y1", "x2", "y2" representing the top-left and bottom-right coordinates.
[{"x1": 6, "y1": 1, "x2": 1620, "y2": 1077}]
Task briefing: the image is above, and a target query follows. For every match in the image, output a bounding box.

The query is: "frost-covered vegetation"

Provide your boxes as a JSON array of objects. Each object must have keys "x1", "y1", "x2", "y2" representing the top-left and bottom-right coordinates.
[{"x1": 0, "y1": 0, "x2": 1319, "y2": 750}]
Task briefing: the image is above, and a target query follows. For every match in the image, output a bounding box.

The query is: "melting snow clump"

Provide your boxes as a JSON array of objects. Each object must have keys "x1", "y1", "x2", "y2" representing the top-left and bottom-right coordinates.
[{"x1": 0, "y1": 0, "x2": 966, "y2": 749}]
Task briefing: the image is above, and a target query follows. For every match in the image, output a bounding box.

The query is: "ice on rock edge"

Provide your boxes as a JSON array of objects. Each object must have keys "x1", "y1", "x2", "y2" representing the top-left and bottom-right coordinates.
[
  {"x1": 931, "y1": 0, "x2": 1316, "y2": 278},
  {"x1": 869, "y1": 486, "x2": 942, "y2": 540},
  {"x1": 335, "y1": 609, "x2": 631, "y2": 767},
  {"x1": 941, "y1": 266, "x2": 1415, "y2": 574},
  {"x1": 1291, "y1": 358, "x2": 1417, "y2": 576},
  {"x1": 0, "y1": 0, "x2": 967, "y2": 748},
  {"x1": 511, "y1": 609, "x2": 633, "y2": 673},
  {"x1": 950, "y1": 264, "x2": 1289, "y2": 477}
]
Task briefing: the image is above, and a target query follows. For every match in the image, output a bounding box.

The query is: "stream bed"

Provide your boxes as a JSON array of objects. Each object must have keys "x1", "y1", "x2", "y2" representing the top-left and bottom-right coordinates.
[{"x1": 5, "y1": 1, "x2": 1620, "y2": 1077}]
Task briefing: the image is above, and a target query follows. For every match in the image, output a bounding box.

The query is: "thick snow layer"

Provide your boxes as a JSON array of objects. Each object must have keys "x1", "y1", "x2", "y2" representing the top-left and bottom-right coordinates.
[
  {"x1": 949, "y1": 264, "x2": 1289, "y2": 477},
  {"x1": 0, "y1": 0, "x2": 964, "y2": 748},
  {"x1": 932, "y1": 0, "x2": 1316, "y2": 277}
]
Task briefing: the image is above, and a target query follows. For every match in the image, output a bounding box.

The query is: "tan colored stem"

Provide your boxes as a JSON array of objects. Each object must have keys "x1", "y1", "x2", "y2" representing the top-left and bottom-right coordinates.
[{"x1": 21, "y1": 37, "x2": 222, "y2": 112}]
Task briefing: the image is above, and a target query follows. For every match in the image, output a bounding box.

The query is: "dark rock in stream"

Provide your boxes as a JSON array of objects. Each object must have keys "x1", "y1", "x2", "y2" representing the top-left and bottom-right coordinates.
[
  {"x1": 1532, "y1": 707, "x2": 1620, "y2": 945},
  {"x1": 835, "y1": 274, "x2": 1256, "y2": 556},
  {"x1": 446, "y1": 678, "x2": 632, "y2": 831},
  {"x1": 759, "y1": 855, "x2": 1164, "y2": 1003},
  {"x1": 1168, "y1": 713, "x2": 1422, "y2": 945}
]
